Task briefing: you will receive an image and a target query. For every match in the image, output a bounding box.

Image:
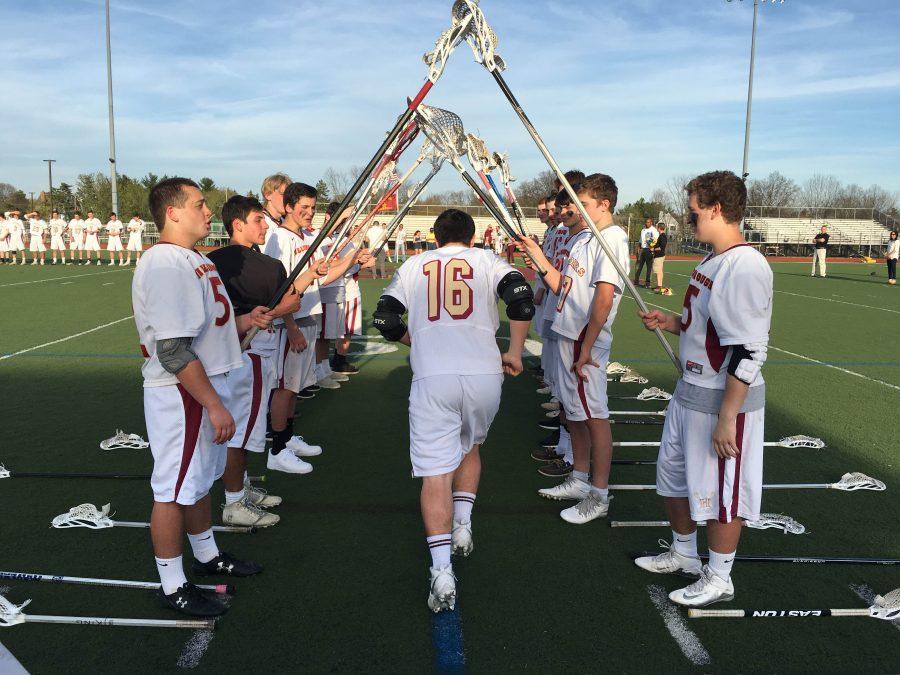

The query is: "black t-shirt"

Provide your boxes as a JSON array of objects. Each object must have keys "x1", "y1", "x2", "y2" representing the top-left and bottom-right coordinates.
[
  {"x1": 653, "y1": 233, "x2": 668, "y2": 258},
  {"x1": 814, "y1": 232, "x2": 829, "y2": 249},
  {"x1": 207, "y1": 245, "x2": 287, "y2": 316}
]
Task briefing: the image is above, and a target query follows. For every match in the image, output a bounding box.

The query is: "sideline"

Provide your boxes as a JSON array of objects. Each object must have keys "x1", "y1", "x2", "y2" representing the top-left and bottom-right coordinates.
[
  {"x1": 0, "y1": 268, "x2": 130, "y2": 288},
  {"x1": 646, "y1": 585, "x2": 711, "y2": 666},
  {"x1": 0, "y1": 316, "x2": 134, "y2": 362}
]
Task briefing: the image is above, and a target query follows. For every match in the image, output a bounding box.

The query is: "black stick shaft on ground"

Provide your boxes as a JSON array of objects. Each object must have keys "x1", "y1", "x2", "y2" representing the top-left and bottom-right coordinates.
[{"x1": 631, "y1": 552, "x2": 900, "y2": 565}]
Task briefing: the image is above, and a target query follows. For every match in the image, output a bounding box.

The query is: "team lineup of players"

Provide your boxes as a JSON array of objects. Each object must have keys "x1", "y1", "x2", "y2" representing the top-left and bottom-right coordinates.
[
  {"x1": 0, "y1": 209, "x2": 145, "y2": 266},
  {"x1": 132, "y1": 167, "x2": 772, "y2": 617}
]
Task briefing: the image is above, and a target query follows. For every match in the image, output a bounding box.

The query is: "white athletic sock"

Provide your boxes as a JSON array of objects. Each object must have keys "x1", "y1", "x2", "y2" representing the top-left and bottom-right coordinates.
[
  {"x1": 225, "y1": 489, "x2": 245, "y2": 506},
  {"x1": 708, "y1": 549, "x2": 735, "y2": 581},
  {"x1": 314, "y1": 362, "x2": 324, "y2": 380},
  {"x1": 572, "y1": 470, "x2": 589, "y2": 484},
  {"x1": 452, "y1": 491, "x2": 476, "y2": 524},
  {"x1": 155, "y1": 555, "x2": 188, "y2": 595},
  {"x1": 590, "y1": 486, "x2": 609, "y2": 501},
  {"x1": 427, "y1": 534, "x2": 452, "y2": 569},
  {"x1": 672, "y1": 529, "x2": 698, "y2": 558},
  {"x1": 558, "y1": 426, "x2": 573, "y2": 464},
  {"x1": 243, "y1": 471, "x2": 250, "y2": 487},
  {"x1": 187, "y1": 528, "x2": 220, "y2": 564}
]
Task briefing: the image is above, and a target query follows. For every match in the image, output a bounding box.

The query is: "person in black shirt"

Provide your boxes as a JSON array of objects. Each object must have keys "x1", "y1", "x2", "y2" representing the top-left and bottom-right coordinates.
[
  {"x1": 208, "y1": 196, "x2": 327, "y2": 527},
  {"x1": 651, "y1": 223, "x2": 669, "y2": 294},
  {"x1": 812, "y1": 225, "x2": 829, "y2": 277}
]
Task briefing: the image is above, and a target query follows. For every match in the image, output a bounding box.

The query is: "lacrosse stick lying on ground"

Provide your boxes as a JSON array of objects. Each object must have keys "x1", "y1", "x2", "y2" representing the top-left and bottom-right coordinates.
[
  {"x1": 688, "y1": 588, "x2": 900, "y2": 620},
  {"x1": 52, "y1": 503, "x2": 255, "y2": 534},
  {"x1": 611, "y1": 513, "x2": 806, "y2": 534},
  {"x1": 1, "y1": 463, "x2": 264, "y2": 482},
  {"x1": 608, "y1": 472, "x2": 885, "y2": 492},
  {"x1": 0, "y1": 592, "x2": 214, "y2": 630},
  {"x1": 609, "y1": 387, "x2": 672, "y2": 401},
  {"x1": 0, "y1": 570, "x2": 232, "y2": 595},
  {"x1": 99, "y1": 430, "x2": 148, "y2": 450},
  {"x1": 606, "y1": 362, "x2": 630, "y2": 375},
  {"x1": 610, "y1": 373, "x2": 649, "y2": 384},
  {"x1": 610, "y1": 435, "x2": 825, "y2": 450}
]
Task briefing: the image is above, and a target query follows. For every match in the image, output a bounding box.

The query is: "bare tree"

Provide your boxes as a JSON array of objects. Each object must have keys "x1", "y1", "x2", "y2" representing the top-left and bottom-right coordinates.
[
  {"x1": 747, "y1": 171, "x2": 799, "y2": 207},
  {"x1": 515, "y1": 170, "x2": 558, "y2": 207},
  {"x1": 660, "y1": 174, "x2": 692, "y2": 220},
  {"x1": 799, "y1": 174, "x2": 842, "y2": 209}
]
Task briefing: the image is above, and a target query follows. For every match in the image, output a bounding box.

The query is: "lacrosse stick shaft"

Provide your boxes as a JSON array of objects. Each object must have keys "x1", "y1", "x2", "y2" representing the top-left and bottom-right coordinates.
[
  {"x1": 370, "y1": 165, "x2": 442, "y2": 259},
  {"x1": 610, "y1": 482, "x2": 837, "y2": 490},
  {"x1": 476, "y1": 169, "x2": 524, "y2": 241},
  {"x1": 488, "y1": 69, "x2": 681, "y2": 374},
  {"x1": 612, "y1": 520, "x2": 793, "y2": 530},
  {"x1": 696, "y1": 553, "x2": 900, "y2": 565},
  {"x1": 610, "y1": 458, "x2": 657, "y2": 465},
  {"x1": 609, "y1": 419, "x2": 663, "y2": 426},
  {"x1": 6, "y1": 471, "x2": 149, "y2": 479},
  {"x1": 111, "y1": 520, "x2": 254, "y2": 534},
  {"x1": 21, "y1": 614, "x2": 215, "y2": 629},
  {"x1": 241, "y1": 87, "x2": 433, "y2": 349},
  {"x1": 0, "y1": 571, "x2": 230, "y2": 594},
  {"x1": 604, "y1": 438, "x2": 819, "y2": 448},
  {"x1": 687, "y1": 608, "x2": 869, "y2": 619},
  {"x1": 608, "y1": 410, "x2": 666, "y2": 417}
]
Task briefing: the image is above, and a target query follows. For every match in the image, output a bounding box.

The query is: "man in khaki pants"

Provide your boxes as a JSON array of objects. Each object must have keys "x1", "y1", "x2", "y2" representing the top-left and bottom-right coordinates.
[{"x1": 812, "y1": 225, "x2": 829, "y2": 277}]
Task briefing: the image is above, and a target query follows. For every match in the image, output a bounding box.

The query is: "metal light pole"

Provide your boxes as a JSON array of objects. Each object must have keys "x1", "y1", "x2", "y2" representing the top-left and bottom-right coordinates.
[
  {"x1": 105, "y1": 0, "x2": 118, "y2": 215},
  {"x1": 44, "y1": 159, "x2": 56, "y2": 214}
]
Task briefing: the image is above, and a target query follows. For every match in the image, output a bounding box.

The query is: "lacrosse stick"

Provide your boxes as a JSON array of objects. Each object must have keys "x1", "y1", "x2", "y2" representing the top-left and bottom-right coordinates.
[
  {"x1": 451, "y1": 0, "x2": 681, "y2": 374},
  {"x1": 608, "y1": 408, "x2": 667, "y2": 417},
  {"x1": 609, "y1": 419, "x2": 664, "y2": 426},
  {"x1": 0, "y1": 593, "x2": 214, "y2": 630},
  {"x1": 0, "y1": 464, "x2": 265, "y2": 482},
  {"x1": 51, "y1": 503, "x2": 255, "y2": 534},
  {"x1": 240, "y1": 15, "x2": 476, "y2": 350},
  {"x1": 608, "y1": 472, "x2": 885, "y2": 491},
  {"x1": 464, "y1": 132, "x2": 526, "y2": 237},
  {"x1": 606, "y1": 362, "x2": 630, "y2": 375},
  {"x1": 0, "y1": 570, "x2": 231, "y2": 595},
  {"x1": 611, "y1": 513, "x2": 806, "y2": 534},
  {"x1": 612, "y1": 374, "x2": 649, "y2": 384},
  {"x1": 688, "y1": 588, "x2": 900, "y2": 620},
  {"x1": 415, "y1": 104, "x2": 546, "y2": 274},
  {"x1": 609, "y1": 387, "x2": 672, "y2": 401},
  {"x1": 99, "y1": 430, "x2": 148, "y2": 450},
  {"x1": 608, "y1": 435, "x2": 825, "y2": 450},
  {"x1": 493, "y1": 151, "x2": 529, "y2": 233},
  {"x1": 676, "y1": 553, "x2": 899, "y2": 566}
]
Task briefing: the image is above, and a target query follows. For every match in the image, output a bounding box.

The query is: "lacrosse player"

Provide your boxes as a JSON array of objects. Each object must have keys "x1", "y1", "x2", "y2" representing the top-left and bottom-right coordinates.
[
  {"x1": 133, "y1": 178, "x2": 266, "y2": 617},
  {"x1": 125, "y1": 213, "x2": 145, "y2": 264},
  {"x1": 7, "y1": 211, "x2": 26, "y2": 264},
  {"x1": 374, "y1": 208, "x2": 534, "y2": 612},
  {"x1": 28, "y1": 213, "x2": 47, "y2": 264},
  {"x1": 0, "y1": 213, "x2": 9, "y2": 264},
  {"x1": 260, "y1": 172, "x2": 292, "y2": 244},
  {"x1": 83, "y1": 210, "x2": 103, "y2": 264},
  {"x1": 519, "y1": 174, "x2": 630, "y2": 523},
  {"x1": 49, "y1": 211, "x2": 68, "y2": 264},
  {"x1": 106, "y1": 212, "x2": 125, "y2": 265},
  {"x1": 68, "y1": 211, "x2": 85, "y2": 264},
  {"x1": 633, "y1": 171, "x2": 773, "y2": 608},
  {"x1": 209, "y1": 195, "x2": 327, "y2": 526}
]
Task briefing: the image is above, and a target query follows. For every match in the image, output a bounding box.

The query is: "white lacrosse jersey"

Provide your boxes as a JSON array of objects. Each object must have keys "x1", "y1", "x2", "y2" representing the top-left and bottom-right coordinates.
[
  {"x1": 132, "y1": 243, "x2": 243, "y2": 388},
  {"x1": 320, "y1": 238, "x2": 361, "y2": 304},
  {"x1": 84, "y1": 218, "x2": 102, "y2": 235},
  {"x1": 366, "y1": 224, "x2": 386, "y2": 250},
  {"x1": 128, "y1": 218, "x2": 145, "y2": 235},
  {"x1": 106, "y1": 220, "x2": 123, "y2": 236},
  {"x1": 7, "y1": 218, "x2": 23, "y2": 238},
  {"x1": 678, "y1": 244, "x2": 772, "y2": 391},
  {"x1": 395, "y1": 225, "x2": 406, "y2": 242},
  {"x1": 551, "y1": 225, "x2": 630, "y2": 347},
  {"x1": 263, "y1": 226, "x2": 322, "y2": 318},
  {"x1": 49, "y1": 218, "x2": 66, "y2": 236},
  {"x1": 29, "y1": 219, "x2": 47, "y2": 237},
  {"x1": 383, "y1": 245, "x2": 515, "y2": 381},
  {"x1": 68, "y1": 218, "x2": 84, "y2": 237},
  {"x1": 542, "y1": 225, "x2": 577, "y2": 329},
  {"x1": 639, "y1": 226, "x2": 659, "y2": 249},
  {"x1": 0, "y1": 220, "x2": 8, "y2": 240}
]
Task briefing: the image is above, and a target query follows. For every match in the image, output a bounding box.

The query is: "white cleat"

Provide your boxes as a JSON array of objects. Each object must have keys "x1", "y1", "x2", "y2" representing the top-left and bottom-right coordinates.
[
  {"x1": 668, "y1": 565, "x2": 734, "y2": 607},
  {"x1": 540, "y1": 398, "x2": 561, "y2": 411},
  {"x1": 245, "y1": 484, "x2": 282, "y2": 508},
  {"x1": 316, "y1": 375, "x2": 341, "y2": 389},
  {"x1": 451, "y1": 519, "x2": 473, "y2": 557},
  {"x1": 427, "y1": 566, "x2": 457, "y2": 613},
  {"x1": 560, "y1": 492, "x2": 612, "y2": 524},
  {"x1": 286, "y1": 435, "x2": 322, "y2": 457},
  {"x1": 328, "y1": 371, "x2": 349, "y2": 382},
  {"x1": 267, "y1": 449, "x2": 313, "y2": 474},
  {"x1": 538, "y1": 475, "x2": 591, "y2": 501},
  {"x1": 222, "y1": 498, "x2": 280, "y2": 528},
  {"x1": 536, "y1": 386, "x2": 551, "y2": 395},
  {"x1": 634, "y1": 541, "x2": 703, "y2": 576}
]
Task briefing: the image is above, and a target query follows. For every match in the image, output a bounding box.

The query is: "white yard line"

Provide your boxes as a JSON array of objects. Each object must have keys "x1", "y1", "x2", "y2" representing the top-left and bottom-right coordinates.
[
  {"x1": 0, "y1": 268, "x2": 129, "y2": 288},
  {"x1": 849, "y1": 583, "x2": 900, "y2": 632},
  {"x1": 0, "y1": 316, "x2": 133, "y2": 362},
  {"x1": 623, "y1": 295, "x2": 900, "y2": 392},
  {"x1": 176, "y1": 629, "x2": 214, "y2": 669},
  {"x1": 646, "y1": 585, "x2": 711, "y2": 666}
]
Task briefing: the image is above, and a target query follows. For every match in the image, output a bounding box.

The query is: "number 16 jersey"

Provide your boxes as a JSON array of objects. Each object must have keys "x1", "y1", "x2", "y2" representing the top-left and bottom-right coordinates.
[{"x1": 383, "y1": 245, "x2": 516, "y2": 381}]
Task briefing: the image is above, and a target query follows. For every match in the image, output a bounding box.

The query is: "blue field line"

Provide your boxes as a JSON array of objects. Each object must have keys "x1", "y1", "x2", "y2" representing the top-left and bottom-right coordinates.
[{"x1": 431, "y1": 607, "x2": 466, "y2": 673}]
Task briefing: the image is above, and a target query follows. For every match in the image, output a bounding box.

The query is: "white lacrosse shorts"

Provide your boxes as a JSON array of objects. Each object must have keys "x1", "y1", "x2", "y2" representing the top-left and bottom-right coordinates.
[
  {"x1": 227, "y1": 351, "x2": 273, "y2": 454},
  {"x1": 107, "y1": 235, "x2": 124, "y2": 251},
  {"x1": 84, "y1": 235, "x2": 101, "y2": 251},
  {"x1": 50, "y1": 235, "x2": 66, "y2": 251},
  {"x1": 127, "y1": 234, "x2": 142, "y2": 251},
  {"x1": 542, "y1": 331, "x2": 558, "y2": 394},
  {"x1": 408, "y1": 373, "x2": 502, "y2": 477},
  {"x1": 69, "y1": 236, "x2": 83, "y2": 251},
  {"x1": 554, "y1": 337, "x2": 609, "y2": 422},
  {"x1": 144, "y1": 373, "x2": 231, "y2": 505},
  {"x1": 320, "y1": 299, "x2": 362, "y2": 340},
  {"x1": 274, "y1": 320, "x2": 319, "y2": 393},
  {"x1": 29, "y1": 238, "x2": 45, "y2": 252},
  {"x1": 655, "y1": 397, "x2": 765, "y2": 524}
]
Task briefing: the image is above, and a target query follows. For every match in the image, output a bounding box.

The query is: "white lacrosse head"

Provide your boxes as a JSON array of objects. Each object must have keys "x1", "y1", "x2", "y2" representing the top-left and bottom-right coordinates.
[
  {"x1": 636, "y1": 387, "x2": 673, "y2": 402},
  {"x1": 0, "y1": 594, "x2": 30, "y2": 627},
  {"x1": 371, "y1": 160, "x2": 398, "y2": 193},
  {"x1": 100, "y1": 430, "x2": 149, "y2": 450},
  {"x1": 871, "y1": 589, "x2": 900, "y2": 621},
  {"x1": 493, "y1": 152, "x2": 514, "y2": 185},
  {"x1": 0, "y1": 464, "x2": 9, "y2": 480},
  {"x1": 51, "y1": 503, "x2": 115, "y2": 529},
  {"x1": 464, "y1": 133, "x2": 496, "y2": 173},
  {"x1": 618, "y1": 373, "x2": 649, "y2": 384},
  {"x1": 779, "y1": 435, "x2": 825, "y2": 449},
  {"x1": 746, "y1": 513, "x2": 806, "y2": 535},
  {"x1": 834, "y1": 472, "x2": 886, "y2": 491},
  {"x1": 451, "y1": 0, "x2": 506, "y2": 72},
  {"x1": 606, "y1": 362, "x2": 630, "y2": 375},
  {"x1": 416, "y1": 105, "x2": 466, "y2": 170}
]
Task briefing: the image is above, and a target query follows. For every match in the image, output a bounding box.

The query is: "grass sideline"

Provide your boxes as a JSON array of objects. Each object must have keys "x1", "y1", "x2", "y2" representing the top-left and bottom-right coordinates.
[{"x1": 0, "y1": 260, "x2": 897, "y2": 672}]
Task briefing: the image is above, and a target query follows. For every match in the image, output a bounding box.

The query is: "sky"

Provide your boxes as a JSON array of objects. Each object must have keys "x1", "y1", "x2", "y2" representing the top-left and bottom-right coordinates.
[{"x1": 2, "y1": 0, "x2": 899, "y2": 206}]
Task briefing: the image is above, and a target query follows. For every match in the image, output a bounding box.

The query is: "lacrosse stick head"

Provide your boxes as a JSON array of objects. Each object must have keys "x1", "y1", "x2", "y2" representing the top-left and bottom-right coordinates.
[
  {"x1": 606, "y1": 362, "x2": 630, "y2": 375},
  {"x1": 0, "y1": 464, "x2": 8, "y2": 480},
  {"x1": 746, "y1": 513, "x2": 806, "y2": 535},
  {"x1": 636, "y1": 387, "x2": 673, "y2": 402},
  {"x1": 100, "y1": 430, "x2": 149, "y2": 450},
  {"x1": 834, "y1": 472, "x2": 886, "y2": 491},
  {"x1": 464, "y1": 133, "x2": 496, "y2": 173},
  {"x1": 451, "y1": 0, "x2": 506, "y2": 72},
  {"x1": 372, "y1": 160, "x2": 397, "y2": 192},
  {"x1": 871, "y1": 589, "x2": 900, "y2": 621},
  {"x1": 51, "y1": 503, "x2": 115, "y2": 529},
  {"x1": 493, "y1": 152, "x2": 514, "y2": 185},
  {"x1": 416, "y1": 105, "x2": 466, "y2": 170},
  {"x1": 618, "y1": 373, "x2": 649, "y2": 384},
  {"x1": 779, "y1": 435, "x2": 825, "y2": 449},
  {"x1": 0, "y1": 594, "x2": 30, "y2": 627}
]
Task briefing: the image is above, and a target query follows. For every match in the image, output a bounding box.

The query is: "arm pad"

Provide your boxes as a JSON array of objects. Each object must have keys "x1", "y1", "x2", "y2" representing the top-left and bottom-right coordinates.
[
  {"x1": 157, "y1": 337, "x2": 199, "y2": 375},
  {"x1": 727, "y1": 342, "x2": 768, "y2": 385},
  {"x1": 497, "y1": 271, "x2": 535, "y2": 321},
  {"x1": 373, "y1": 295, "x2": 408, "y2": 342}
]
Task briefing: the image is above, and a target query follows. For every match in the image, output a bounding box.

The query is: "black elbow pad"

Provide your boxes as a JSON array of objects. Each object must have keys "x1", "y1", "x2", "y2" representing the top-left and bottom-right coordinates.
[
  {"x1": 497, "y1": 271, "x2": 535, "y2": 321},
  {"x1": 373, "y1": 295, "x2": 408, "y2": 342}
]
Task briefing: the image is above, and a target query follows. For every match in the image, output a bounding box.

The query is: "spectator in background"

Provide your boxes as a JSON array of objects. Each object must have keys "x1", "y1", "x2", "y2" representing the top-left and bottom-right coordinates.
[
  {"x1": 634, "y1": 217, "x2": 659, "y2": 287},
  {"x1": 412, "y1": 229, "x2": 422, "y2": 255},
  {"x1": 393, "y1": 222, "x2": 407, "y2": 262},
  {"x1": 506, "y1": 229, "x2": 516, "y2": 264},
  {"x1": 366, "y1": 220, "x2": 388, "y2": 279},
  {"x1": 651, "y1": 222, "x2": 669, "y2": 294},
  {"x1": 482, "y1": 224, "x2": 494, "y2": 251},
  {"x1": 812, "y1": 225, "x2": 829, "y2": 278},
  {"x1": 426, "y1": 227, "x2": 437, "y2": 251},
  {"x1": 886, "y1": 230, "x2": 898, "y2": 285}
]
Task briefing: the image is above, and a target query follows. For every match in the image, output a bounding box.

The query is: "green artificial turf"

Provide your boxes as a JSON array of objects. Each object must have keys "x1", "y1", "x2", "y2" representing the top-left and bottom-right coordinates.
[{"x1": 0, "y1": 260, "x2": 897, "y2": 672}]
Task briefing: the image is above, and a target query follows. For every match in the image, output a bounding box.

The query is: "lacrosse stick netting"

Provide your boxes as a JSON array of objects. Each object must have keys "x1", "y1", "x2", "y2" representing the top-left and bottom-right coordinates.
[{"x1": 464, "y1": 132, "x2": 526, "y2": 235}]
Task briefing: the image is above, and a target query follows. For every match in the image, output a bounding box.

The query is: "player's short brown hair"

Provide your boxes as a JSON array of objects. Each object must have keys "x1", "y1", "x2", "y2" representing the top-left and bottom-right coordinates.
[
  {"x1": 149, "y1": 177, "x2": 199, "y2": 230},
  {"x1": 434, "y1": 208, "x2": 475, "y2": 246},
  {"x1": 685, "y1": 171, "x2": 746, "y2": 225},
  {"x1": 261, "y1": 173, "x2": 292, "y2": 201},
  {"x1": 283, "y1": 182, "x2": 318, "y2": 209},
  {"x1": 222, "y1": 195, "x2": 264, "y2": 236},
  {"x1": 578, "y1": 173, "x2": 618, "y2": 210},
  {"x1": 555, "y1": 169, "x2": 585, "y2": 192}
]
